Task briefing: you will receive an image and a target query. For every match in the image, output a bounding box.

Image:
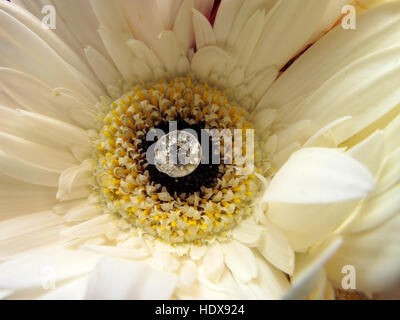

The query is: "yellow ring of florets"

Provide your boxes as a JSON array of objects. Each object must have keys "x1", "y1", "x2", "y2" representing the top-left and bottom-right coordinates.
[{"x1": 92, "y1": 76, "x2": 263, "y2": 244}]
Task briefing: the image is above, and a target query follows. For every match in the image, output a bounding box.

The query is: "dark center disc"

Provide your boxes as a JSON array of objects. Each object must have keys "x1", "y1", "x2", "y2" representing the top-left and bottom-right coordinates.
[{"x1": 138, "y1": 119, "x2": 223, "y2": 196}]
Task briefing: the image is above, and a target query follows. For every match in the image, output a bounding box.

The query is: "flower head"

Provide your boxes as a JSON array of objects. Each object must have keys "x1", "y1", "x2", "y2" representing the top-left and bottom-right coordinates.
[{"x1": 0, "y1": 0, "x2": 399, "y2": 300}]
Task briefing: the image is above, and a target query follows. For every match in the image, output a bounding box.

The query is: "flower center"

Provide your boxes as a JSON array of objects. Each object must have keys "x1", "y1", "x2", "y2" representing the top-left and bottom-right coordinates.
[{"x1": 92, "y1": 76, "x2": 264, "y2": 244}]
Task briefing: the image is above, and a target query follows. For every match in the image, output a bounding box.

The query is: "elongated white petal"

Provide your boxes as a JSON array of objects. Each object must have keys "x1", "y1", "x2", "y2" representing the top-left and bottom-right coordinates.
[
  {"x1": 0, "y1": 225, "x2": 67, "y2": 261},
  {"x1": 173, "y1": 0, "x2": 194, "y2": 54},
  {"x1": 0, "y1": 8, "x2": 101, "y2": 100},
  {"x1": 264, "y1": 148, "x2": 376, "y2": 204},
  {"x1": 345, "y1": 183, "x2": 400, "y2": 233},
  {"x1": 192, "y1": 8, "x2": 216, "y2": 50},
  {"x1": 81, "y1": 244, "x2": 150, "y2": 260},
  {"x1": 257, "y1": 221, "x2": 295, "y2": 275},
  {"x1": 61, "y1": 215, "x2": 116, "y2": 239},
  {"x1": 284, "y1": 236, "x2": 343, "y2": 299},
  {"x1": 0, "y1": 107, "x2": 90, "y2": 160},
  {"x1": 235, "y1": 252, "x2": 290, "y2": 300},
  {"x1": 0, "y1": 247, "x2": 100, "y2": 289},
  {"x1": 0, "y1": 150, "x2": 59, "y2": 187},
  {"x1": 85, "y1": 257, "x2": 177, "y2": 299},
  {"x1": 0, "y1": 174, "x2": 57, "y2": 220},
  {"x1": 57, "y1": 160, "x2": 93, "y2": 201},
  {"x1": 223, "y1": 241, "x2": 258, "y2": 282},
  {"x1": 231, "y1": 217, "x2": 264, "y2": 247},
  {"x1": 38, "y1": 277, "x2": 88, "y2": 300},
  {"x1": 202, "y1": 243, "x2": 224, "y2": 282},
  {"x1": 0, "y1": 1, "x2": 101, "y2": 86},
  {"x1": 0, "y1": 210, "x2": 63, "y2": 243},
  {"x1": 0, "y1": 131, "x2": 77, "y2": 173},
  {"x1": 64, "y1": 204, "x2": 101, "y2": 222},
  {"x1": 85, "y1": 46, "x2": 121, "y2": 88},
  {"x1": 326, "y1": 215, "x2": 400, "y2": 293},
  {"x1": 258, "y1": 2, "x2": 400, "y2": 112},
  {"x1": 247, "y1": 0, "x2": 348, "y2": 74},
  {"x1": 98, "y1": 26, "x2": 137, "y2": 81},
  {"x1": 191, "y1": 46, "x2": 230, "y2": 83}
]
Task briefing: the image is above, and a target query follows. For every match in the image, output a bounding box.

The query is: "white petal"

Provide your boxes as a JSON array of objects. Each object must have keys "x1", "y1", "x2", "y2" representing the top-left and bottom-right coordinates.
[
  {"x1": 38, "y1": 277, "x2": 88, "y2": 300},
  {"x1": 84, "y1": 46, "x2": 121, "y2": 88},
  {"x1": 0, "y1": 210, "x2": 63, "y2": 242},
  {"x1": 284, "y1": 236, "x2": 343, "y2": 299},
  {"x1": 236, "y1": 252, "x2": 290, "y2": 300},
  {"x1": 0, "y1": 174, "x2": 57, "y2": 220},
  {"x1": 64, "y1": 204, "x2": 101, "y2": 222},
  {"x1": 81, "y1": 244, "x2": 150, "y2": 260},
  {"x1": 223, "y1": 240, "x2": 258, "y2": 282},
  {"x1": 326, "y1": 215, "x2": 400, "y2": 293},
  {"x1": 0, "y1": 8, "x2": 100, "y2": 99},
  {"x1": 0, "y1": 131, "x2": 77, "y2": 173},
  {"x1": 247, "y1": 0, "x2": 348, "y2": 74},
  {"x1": 268, "y1": 200, "x2": 359, "y2": 251},
  {"x1": 0, "y1": 1, "x2": 101, "y2": 85},
  {"x1": 348, "y1": 130, "x2": 386, "y2": 178},
  {"x1": 258, "y1": 2, "x2": 400, "y2": 112},
  {"x1": 264, "y1": 148, "x2": 376, "y2": 204},
  {"x1": 0, "y1": 68, "x2": 94, "y2": 124},
  {"x1": 85, "y1": 257, "x2": 177, "y2": 300},
  {"x1": 0, "y1": 151, "x2": 59, "y2": 187},
  {"x1": 57, "y1": 160, "x2": 93, "y2": 201},
  {"x1": 231, "y1": 217, "x2": 264, "y2": 247},
  {"x1": 173, "y1": 0, "x2": 194, "y2": 54},
  {"x1": 97, "y1": 26, "x2": 137, "y2": 81},
  {"x1": 0, "y1": 225, "x2": 67, "y2": 261},
  {"x1": 202, "y1": 243, "x2": 224, "y2": 282},
  {"x1": 257, "y1": 220, "x2": 295, "y2": 275},
  {"x1": 344, "y1": 183, "x2": 400, "y2": 233},
  {"x1": 282, "y1": 46, "x2": 400, "y2": 144},
  {"x1": 192, "y1": 8, "x2": 216, "y2": 50},
  {"x1": 0, "y1": 247, "x2": 100, "y2": 289},
  {"x1": 61, "y1": 215, "x2": 117, "y2": 239},
  {"x1": 191, "y1": 46, "x2": 230, "y2": 83}
]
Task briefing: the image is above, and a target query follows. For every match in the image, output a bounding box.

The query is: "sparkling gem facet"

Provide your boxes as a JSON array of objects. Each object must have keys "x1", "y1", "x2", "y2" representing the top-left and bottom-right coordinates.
[{"x1": 154, "y1": 130, "x2": 202, "y2": 178}]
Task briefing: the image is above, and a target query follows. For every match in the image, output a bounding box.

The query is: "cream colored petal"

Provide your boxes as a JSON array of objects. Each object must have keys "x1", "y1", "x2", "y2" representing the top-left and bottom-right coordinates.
[
  {"x1": 280, "y1": 46, "x2": 400, "y2": 145},
  {"x1": 326, "y1": 214, "x2": 400, "y2": 293},
  {"x1": 0, "y1": 8, "x2": 101, "y2": 100},
  {"x1": 191, "y1": 46, "x2": 230, "y2": 84},
  {"x1": 202, "y1": 243, "x2": 224, "y2": 282},
  {"x1": 257, "y1": 220, "x2": 295, "y2": 275},
  {"x1": 0, "y1": 131, "x2": 77, "y2": 173},
  {"x1": 81, "y1": 244, "x2": 150, "y2": 260},
  {"x1": 0, "y1": 151, "x2": 59, "y2": 187},
  {"x1": 38, "y1": 276, "x2": 88, "y2": 300},
  {"x1": 57, "y1": 160, "x2": 93, "y2": 201},
  {"x1": 61, "y1": 215, "x2": 117, "y2": 239},
  {"x1": 247, "y1": 0, "x2": 349, "y2": 75},
  {"x1": 0, "y1": 1, "x2": 101, "y2": 86},
  {"x1": 0, "y1": 107, "x2": 90, "y2": 158},
  {"x1": 0, "y1": 68, "x2": 96, "y2": 130},
  {"x1": 84, "y1": 46, "x2": 121, "y2": 88},
  {"x1": 258, "y1": 1, "x2": 400, "y2": 113},
  {"x1": 0, "y1": 210, "x2": 63, "y2": 243},
  {"x1": 0, "y1": 174, "x2": 57, "y2": 220},
  {"x1": 223, "y1": 240, "x2": 258, "y2": 282},
  {"x1": 0, "y1": 246, "x2": 100, "y2": 289},
  {"x1": 85, "y1": 257, "x2": 177, "y2": 300},
  {"x1": 264, "y1": 148, "x2": 376, "y2": 204},
  {"x1": 192, "y1": 8, "x2": 216, "y2": 50},
  {"x1": 284, "y1": 236, "x2": 343, "y2": 299},
  {"x1": 0, "y1": 225, "x2": 68, "y2": 261}
]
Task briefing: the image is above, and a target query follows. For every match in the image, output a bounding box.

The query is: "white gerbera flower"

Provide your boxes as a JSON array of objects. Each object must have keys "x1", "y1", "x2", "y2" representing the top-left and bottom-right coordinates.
[{"x1": 0, "y1": 0, "x2": 399, "y2": 300}]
